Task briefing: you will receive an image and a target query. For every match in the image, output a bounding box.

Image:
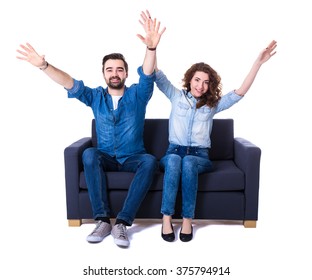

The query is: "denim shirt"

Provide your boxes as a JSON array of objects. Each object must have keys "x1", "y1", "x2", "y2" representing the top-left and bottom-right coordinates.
[
  {"x1": 155, "y1": 70, "x2": 243, "y2": 148},
  {"x1": 67, "y1": 66, "x2": 155, "y2": 163}
]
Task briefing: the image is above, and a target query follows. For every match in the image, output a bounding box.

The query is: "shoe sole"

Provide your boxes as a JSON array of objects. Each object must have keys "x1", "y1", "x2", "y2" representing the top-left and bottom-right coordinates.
[
  {"x1": 86, "y1": 231, "x2": 111, "y2": 243},
  {"x1": 114, "y1": 239, "x2": 130, "y2": 247}
]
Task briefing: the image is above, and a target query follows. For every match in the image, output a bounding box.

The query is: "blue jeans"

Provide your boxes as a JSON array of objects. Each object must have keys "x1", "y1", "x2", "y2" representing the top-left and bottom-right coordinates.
[
  {"x1": 82, "y1": 148, "x2": 157, "y2": 225},
  {"x1": 160, "y1": 144, "x2": 213, "y2": 219}
]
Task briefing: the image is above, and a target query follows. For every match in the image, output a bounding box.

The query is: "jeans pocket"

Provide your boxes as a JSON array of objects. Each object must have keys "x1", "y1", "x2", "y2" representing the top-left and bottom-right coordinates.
[{"x1": 167, "y1": 144, "x2": 179, "y2": 154}]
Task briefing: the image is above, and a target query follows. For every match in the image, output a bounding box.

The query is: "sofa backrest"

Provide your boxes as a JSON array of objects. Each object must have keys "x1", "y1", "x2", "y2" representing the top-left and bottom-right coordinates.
[
  {"x1": 143, "y1": 119, "x2": 169, "y2": 160},
  {"x1": 91, "y1": 118, "x2": 234, "y2": 160},
  {"x1": 210, "y1": 118, "x2": 234, "y2": 160}
]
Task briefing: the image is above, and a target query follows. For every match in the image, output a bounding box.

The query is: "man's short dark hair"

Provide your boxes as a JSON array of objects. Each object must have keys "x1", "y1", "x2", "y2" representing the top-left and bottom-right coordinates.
[{"x1": 102, "y1": 53, "x2": 128, "y2": 73}]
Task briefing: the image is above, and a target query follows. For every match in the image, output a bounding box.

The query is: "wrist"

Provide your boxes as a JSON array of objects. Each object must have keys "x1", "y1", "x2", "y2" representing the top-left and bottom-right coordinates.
[
  {"x1": 39, "y1": 61, "x2": 49, "y2": 70},
  {"x1": 147, "y1": 46, "x2": 156, "y2": 51}
]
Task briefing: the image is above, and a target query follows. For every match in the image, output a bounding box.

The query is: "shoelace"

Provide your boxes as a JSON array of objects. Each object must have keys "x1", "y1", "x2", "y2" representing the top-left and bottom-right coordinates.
[
  {"x1": 115, "y1": 224, "x2": 127, "y2": 239},
  {"x1": 90, "y1": 221, "x2": 104, "y2": 235}
]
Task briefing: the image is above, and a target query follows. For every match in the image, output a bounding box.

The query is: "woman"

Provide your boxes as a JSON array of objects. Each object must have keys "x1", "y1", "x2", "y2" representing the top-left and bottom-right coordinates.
[{"x1": 155, "y1": 41, "x2": 277, "y2": 242}]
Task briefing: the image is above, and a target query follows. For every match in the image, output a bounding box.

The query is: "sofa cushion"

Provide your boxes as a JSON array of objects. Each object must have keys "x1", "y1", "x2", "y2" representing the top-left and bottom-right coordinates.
[
  {"x1": 209, "y1": 119, "x2": 234, "y2": 160},
  {"x1": 198, "y1": 161, "x2": 245, "y2": 191},
  {"x1": 79, "y1": 170, "x2": 165, "y2": 191},
  {"x1": 143, "y1": 119, "x2": 169, "y2": 160},
  {"x1": 79, "y1": 161, "x2": 244, "y2": 192}
]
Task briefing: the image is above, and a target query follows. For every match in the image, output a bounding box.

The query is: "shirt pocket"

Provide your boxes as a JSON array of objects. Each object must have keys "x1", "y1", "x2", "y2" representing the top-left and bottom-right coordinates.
[
  {"x1": 118, "y1": 100, "x2": 136, "y2": 119},
  {"x1": 175, "y1": 101, "x2": 190, "y2": 117},
  {"x1": 196, "y1": 107, "x2": 211, "y2": 122}
]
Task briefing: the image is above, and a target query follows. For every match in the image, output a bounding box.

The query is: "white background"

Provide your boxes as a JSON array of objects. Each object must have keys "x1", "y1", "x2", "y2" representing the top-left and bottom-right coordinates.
[{"x1": 1, "y1": 0, "x2": 311, "y2": 279}]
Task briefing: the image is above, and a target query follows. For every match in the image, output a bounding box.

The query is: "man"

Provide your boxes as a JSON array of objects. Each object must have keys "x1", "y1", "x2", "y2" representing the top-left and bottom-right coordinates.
[{"x1": 16, "y1": 11, "x2": 166, "y2": 248}]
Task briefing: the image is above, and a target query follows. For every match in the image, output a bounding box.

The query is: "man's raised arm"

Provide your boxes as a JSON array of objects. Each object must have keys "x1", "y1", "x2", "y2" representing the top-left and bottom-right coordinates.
[{"x1": 16, "y1": 43, "x2": 74, "y2": 90}]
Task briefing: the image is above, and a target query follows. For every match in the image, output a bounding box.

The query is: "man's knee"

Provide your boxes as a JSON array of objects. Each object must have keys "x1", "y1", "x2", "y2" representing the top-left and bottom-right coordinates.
[
  {"x1": 141, "y1": 153, "x2": 157, "y2": 170},
  {"x1": 82, "y1": 148, "x2": 98, "y2": 166}
]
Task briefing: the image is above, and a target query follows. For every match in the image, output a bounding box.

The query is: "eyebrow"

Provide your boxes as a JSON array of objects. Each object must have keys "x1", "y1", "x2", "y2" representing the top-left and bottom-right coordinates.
[
  {"x1": 105, "y1": 66, "x2": 125, "y2": 71},
  {"x1": 194, "y1": 76, "x2": 209, "y2": 82}
]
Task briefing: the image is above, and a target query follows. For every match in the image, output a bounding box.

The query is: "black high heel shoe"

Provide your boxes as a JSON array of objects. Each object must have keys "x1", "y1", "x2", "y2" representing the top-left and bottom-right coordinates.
[
  {"x1": 179, "y1": 225, "x2": 193, "y2": 242},
  {"x1": 161, "y1": 223, "x2": 175, "y2": 242}
]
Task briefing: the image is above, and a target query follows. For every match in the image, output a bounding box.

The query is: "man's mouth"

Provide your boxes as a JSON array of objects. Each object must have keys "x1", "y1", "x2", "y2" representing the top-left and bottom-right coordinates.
[{"x1": 110, "y1": 77, "x2": 121, "y2": 83}]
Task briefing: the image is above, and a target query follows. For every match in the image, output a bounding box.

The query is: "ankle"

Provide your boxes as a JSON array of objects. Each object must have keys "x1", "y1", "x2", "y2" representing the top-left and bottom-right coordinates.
[
  {"x1": 95, "y1": 217, "x2": 110, "y2": 224},
  {"x1": 115, "y1": 219, "x2": 130, "y2": 226},
  {"x1": 162, "y1": 215, "x2": 173, "y2": 234},
  {"x1": 181, "y1": 218, "x2": 192, "y2": 234}
]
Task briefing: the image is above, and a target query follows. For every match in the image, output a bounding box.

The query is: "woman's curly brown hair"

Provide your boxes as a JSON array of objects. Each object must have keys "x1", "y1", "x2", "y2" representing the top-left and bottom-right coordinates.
[{"x1": 182, "y1": 62, "x2": 222, "y2": 108}]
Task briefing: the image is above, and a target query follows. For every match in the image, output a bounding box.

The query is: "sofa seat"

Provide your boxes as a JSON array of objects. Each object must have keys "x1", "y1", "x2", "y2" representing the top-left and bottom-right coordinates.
[{"x1": 79, "y1": 160, "x2": 244, "y2": 192}]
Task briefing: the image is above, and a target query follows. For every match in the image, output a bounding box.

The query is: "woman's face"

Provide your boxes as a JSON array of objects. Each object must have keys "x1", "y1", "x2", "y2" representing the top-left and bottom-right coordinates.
[{"x1": 190, "y1": 71, "x2": 209, "y2": 98}]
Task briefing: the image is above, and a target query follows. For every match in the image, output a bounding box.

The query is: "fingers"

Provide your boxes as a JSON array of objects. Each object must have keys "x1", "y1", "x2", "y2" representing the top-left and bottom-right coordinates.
[
  {"x1": 16, "y1": 49, "x2": 28, "y2": 57},
  {"x1": 138, "y1": 10, "x2": 166, "y2": 37},
  {"x1": 146, "y1": 10, "x2": 151, "y2": 19},
  {"x1": 140, "y1": 16, "x2": 156, "y2": 32},
  {"x1": 159, "y1": 26, "x2": 166, "y2": 36},
  {"x1": 139, "y1": 10, "x2": 153, "y2": 31},
  {"x1": 26, "y1": 42, "x2": 35, "y2": 51},
  {"x1": 263, "y1": 40, "x2": 277, "y2": 58},
  {"x1": 19, "y1": 44, "x2": 29, "y2": 52},
  {"x1": 16, "y1": 55, "x2": 27, "y2": 60},
  {"x1": 140, "y1": 10, "x2": 151, "y2": 22},
  {"x1": 266, "y1": 40, "x2": 277, "y2": 51},
  {"x1": 16, "y1": 44, "x2": 30, "y2": 59},
  {"x1": 140, "y1": 10, "x2": 156, "y2": 28},
  {"x1": 268, "y1": 40, "x2": 277, "y2": 48},
  {"x1": 18, "y1": 43, "x2": 36, "y2": 55}
]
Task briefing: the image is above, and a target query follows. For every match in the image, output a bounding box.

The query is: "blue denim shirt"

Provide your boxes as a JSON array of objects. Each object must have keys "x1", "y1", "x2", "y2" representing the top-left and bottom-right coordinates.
[
  {"x1": 155, "y1": 70, "x2": 243, "y2": 148},
  {"x1": 67, "y1": 66, "x2": 155, "y2": 163}
]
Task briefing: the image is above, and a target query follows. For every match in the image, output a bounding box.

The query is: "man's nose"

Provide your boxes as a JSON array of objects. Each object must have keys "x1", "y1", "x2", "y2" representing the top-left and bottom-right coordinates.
[{"x1": 113, "y1": 70, "x2": 120, "y2": 76}]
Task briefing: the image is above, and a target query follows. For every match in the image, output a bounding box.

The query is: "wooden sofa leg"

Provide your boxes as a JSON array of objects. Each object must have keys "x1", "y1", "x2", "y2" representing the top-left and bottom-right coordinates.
[
  {"x1": 68, "y1": 219, "x2": 82, "y2": 227},
  {"x1": 243, "y1": 220, "x2": 257, "y2": 228}
]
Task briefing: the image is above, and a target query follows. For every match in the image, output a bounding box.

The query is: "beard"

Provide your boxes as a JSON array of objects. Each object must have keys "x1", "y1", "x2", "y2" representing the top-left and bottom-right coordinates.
[{"x1": 107, "y1": 76, "x2": 126, "y2": 90}]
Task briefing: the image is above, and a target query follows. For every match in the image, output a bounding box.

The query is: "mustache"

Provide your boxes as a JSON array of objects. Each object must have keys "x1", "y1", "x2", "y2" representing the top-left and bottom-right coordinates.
[{"x1": 109, "y1": 76, "x2": 121, "y2": 82}]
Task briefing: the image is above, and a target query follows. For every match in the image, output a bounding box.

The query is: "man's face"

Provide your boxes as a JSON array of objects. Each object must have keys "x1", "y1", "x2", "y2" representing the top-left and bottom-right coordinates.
[{"x1": 103, "y1": 59, "x2": 128, "y2": 90}]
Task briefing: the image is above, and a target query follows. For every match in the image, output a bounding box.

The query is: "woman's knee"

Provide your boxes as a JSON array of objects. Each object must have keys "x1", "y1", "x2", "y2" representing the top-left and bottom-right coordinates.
[
  {"x1": 182, "y1": 155, "x2": 197, "y2": 169},
  {"x1": 161, "y1": 154, "x2": 182, "y2": 169}
]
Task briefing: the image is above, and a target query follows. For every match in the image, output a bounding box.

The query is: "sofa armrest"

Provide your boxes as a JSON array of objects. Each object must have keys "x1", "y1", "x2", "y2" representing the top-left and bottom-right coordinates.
[
  {"x1": 64, "y1": 137, "x2": 92, "y2": 219},
  {"x1": 234, "y1": 137, "x2": 261, "y2": 221}
]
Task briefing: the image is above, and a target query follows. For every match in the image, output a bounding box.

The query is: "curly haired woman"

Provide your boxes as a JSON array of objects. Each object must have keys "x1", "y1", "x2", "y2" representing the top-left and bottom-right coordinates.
[{"x1": 155, "y1": 40, "x2": 277, "y2": 242}]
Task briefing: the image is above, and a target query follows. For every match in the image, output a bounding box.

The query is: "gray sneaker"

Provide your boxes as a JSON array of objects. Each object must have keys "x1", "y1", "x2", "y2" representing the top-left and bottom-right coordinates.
[
  {"x1": 111, "y1": 224, "x2": 130, "y2": 247},
  {"x1": 86, "y1": 221, "x2": 112, "y2": 243}
]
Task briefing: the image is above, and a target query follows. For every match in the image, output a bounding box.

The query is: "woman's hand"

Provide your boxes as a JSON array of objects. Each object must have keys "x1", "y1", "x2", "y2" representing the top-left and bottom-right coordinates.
[{"x1": 137, "y1": 10, "x2": 166, "y2": 49}]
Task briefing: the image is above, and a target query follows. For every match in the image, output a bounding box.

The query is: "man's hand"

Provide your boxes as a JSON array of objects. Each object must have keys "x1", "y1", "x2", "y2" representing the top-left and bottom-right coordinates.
[{"x1": 16, "y1": 43, "x2": 46, "y2": 68}]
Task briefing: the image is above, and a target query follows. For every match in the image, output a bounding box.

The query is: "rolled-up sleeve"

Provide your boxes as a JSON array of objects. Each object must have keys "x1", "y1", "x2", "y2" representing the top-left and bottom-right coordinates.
[
  {"x1": 216, "y1": 90, "x2": 243, "y2": 112},
  {"x1": 136, "y1": 66, "x2": 156, "y2": 103},
  {"x1": 67, "y1": 79, "x2": 83, "y2": 97}
]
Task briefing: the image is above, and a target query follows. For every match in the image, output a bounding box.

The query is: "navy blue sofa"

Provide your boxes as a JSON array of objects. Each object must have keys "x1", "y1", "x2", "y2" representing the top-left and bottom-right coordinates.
[{"x1": 64, "y1": 118, "x2": 261, "y2": 227}]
